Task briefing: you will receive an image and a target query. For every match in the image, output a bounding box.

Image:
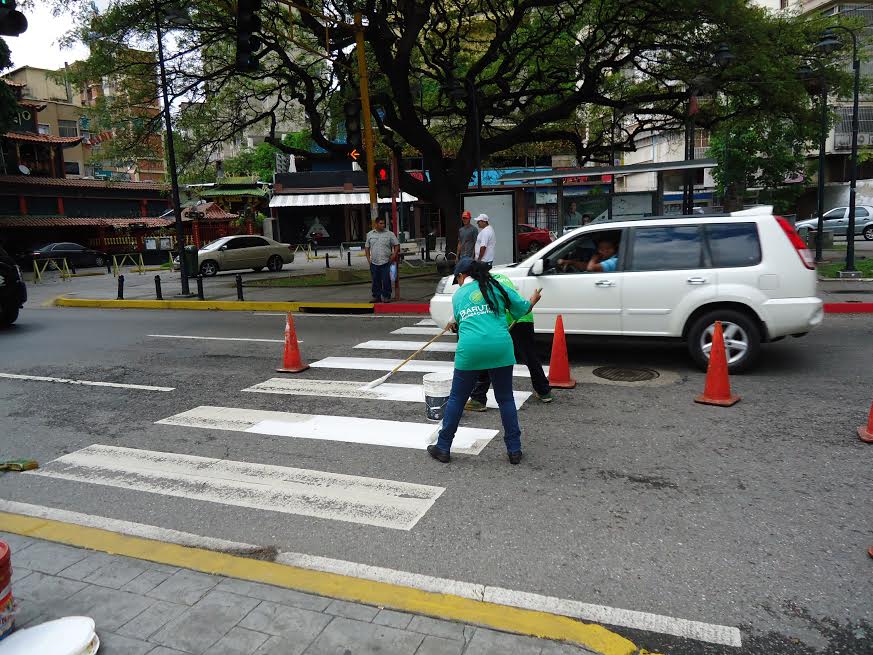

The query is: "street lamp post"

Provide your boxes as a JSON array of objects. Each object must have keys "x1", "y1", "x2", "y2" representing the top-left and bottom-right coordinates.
[
  {"x1": 800, "y1": 64, "x2": 829, "y2": 263},
  {"x1": 154, "y1": 2, "x2": 190, "y2": 295},
  {"x1": 816, "y1": 26, "x2": 861, "y2": 275}
]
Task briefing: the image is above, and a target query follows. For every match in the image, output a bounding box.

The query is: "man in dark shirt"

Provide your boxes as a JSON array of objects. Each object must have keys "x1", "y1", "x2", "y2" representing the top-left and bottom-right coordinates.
[{"x1": 457, "y1": 210, "x2": 478, "y2": 259}]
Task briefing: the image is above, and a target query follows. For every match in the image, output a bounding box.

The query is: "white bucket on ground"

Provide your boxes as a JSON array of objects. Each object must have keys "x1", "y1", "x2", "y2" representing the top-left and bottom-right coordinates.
[
  {"x1": 0, "y1": 616, "x2": 99, "y2": 654},
  {"x1": 422, "y1": 372, "x2": 452, "y2": 421}
]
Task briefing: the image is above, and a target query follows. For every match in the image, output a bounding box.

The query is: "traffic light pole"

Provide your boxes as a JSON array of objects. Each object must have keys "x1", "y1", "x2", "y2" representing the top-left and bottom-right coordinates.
[{"x1": 354, "y1": 13, "x2": 378, "y2": 224}]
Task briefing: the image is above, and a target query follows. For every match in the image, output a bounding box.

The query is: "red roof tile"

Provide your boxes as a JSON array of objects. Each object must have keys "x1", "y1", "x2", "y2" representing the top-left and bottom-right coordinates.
[
  {"x1": 182, "y1": 201, "x2": 239, "y2": 221},
  {"x1": 0, "y1": 175, "x2": 168, "y2": 191},
  {"x1": 5, "y1": 132, "x2": 82, "y2": 146},
  {"x1": 0, "y1": 216, "x2": 172, "y2": 228}
]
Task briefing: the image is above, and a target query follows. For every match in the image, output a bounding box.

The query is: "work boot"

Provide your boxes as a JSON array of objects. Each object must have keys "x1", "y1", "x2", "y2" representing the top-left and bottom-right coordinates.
[
  {"x1": 536, "y1": 392, "x2": 554, "y2": 403},
  {"x1": 464, "y1": 399, "x2": 487, "y2": 412},
  {"x1": 508, "y1": 451, "x2": 523, "y2": 465},
  {"x1": 427, "y1": 445, "x2": 450, "y2": 463}
]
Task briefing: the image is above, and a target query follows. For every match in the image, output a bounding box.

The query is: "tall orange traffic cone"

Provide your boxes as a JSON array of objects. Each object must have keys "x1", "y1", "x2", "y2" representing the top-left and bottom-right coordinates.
[
  {"x1": 276, "y1": 313, "x2": 309, "y2": 373},
  {"x1": 858, "y1": 399, "x2": 873, "y2": 443},
  {"x1": 547, "y1": 314, "x2": 576, "y2": 389},
  {"x1": 695, "y1": 321, "x2": 739, "y2": 407}
]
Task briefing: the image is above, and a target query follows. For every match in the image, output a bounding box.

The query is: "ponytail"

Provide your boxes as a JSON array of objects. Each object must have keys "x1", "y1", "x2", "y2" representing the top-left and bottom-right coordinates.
[{"x1": 469, "y1": 261, "x2": 510, "y2": 314}]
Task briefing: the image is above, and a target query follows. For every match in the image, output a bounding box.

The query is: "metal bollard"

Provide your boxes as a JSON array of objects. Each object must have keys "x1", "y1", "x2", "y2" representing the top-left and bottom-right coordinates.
[
  {"x1": 325, "y1": 252, "x2": 330, "y2": 269},
  {"x1": 117, "y1": 274, "x2": 125, "y2": 300},
  {"x1": 154, "y1": 275, "x2": 163, "y2": 300},
  {"x1": 313, "y1": 244, "x2": 318, "y2": 257},
  {"x1": 106, "y1": 259, "x2": 112, "y2": 274},
  {"x1": 235, "y1": 274, "x2": 244, "y2": 301},
  {"x1": 421, "y1": 247, "x2": 425, "y2": 260},
  {"x1": 347, "y1": 251, "x2": 352, "y2": 267},
  {"x1": 196, "y1": 275, "x2": 204, "y2": 300}
]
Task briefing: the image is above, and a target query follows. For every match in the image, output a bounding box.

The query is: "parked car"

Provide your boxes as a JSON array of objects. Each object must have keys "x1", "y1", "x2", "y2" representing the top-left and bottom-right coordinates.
[
  {"x1": 794, "y1": 206, "x2": 873, "y2": 240},
  {"x1": 176, "y1": 235, "x2": 295, "y2": 276},
  {"x1": 0, "y1": 245, "x2": 27, "y2": 326},
  {"x1": 26, "y1": 242, "x2": 109, "y2": 268},
  {"x1": 517, "y1": 224, "x2": 555, "y2": 255},
  {"x1": 430, "y1": 207, "x2": 823, "y2": 373}
]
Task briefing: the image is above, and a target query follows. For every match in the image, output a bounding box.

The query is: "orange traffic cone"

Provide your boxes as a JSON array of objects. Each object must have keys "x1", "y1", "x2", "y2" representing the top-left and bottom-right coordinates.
[
  {"x1": 547, "y1": 314, "x2": 576, "y2": 389},
  {"x1": 858, "y1": 399, "x2": 873, "y2": 443},
  {"x1": 276, "y1": 313, "x2": 309, "y2": 373},
  {"x1": 694, "y1": 321, "x2": 740, "y2": 407}
]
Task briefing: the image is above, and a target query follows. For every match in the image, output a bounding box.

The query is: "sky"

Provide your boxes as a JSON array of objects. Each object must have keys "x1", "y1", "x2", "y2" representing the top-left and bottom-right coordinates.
[{"x1": 6, "y1": 2, "x2": 92, "y2": 72}]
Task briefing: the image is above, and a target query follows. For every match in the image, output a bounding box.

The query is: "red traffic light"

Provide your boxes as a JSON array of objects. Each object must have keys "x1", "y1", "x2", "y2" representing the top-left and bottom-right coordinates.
[{"x1": 377, "y1": 167, "x2": 388, "y2": 181}]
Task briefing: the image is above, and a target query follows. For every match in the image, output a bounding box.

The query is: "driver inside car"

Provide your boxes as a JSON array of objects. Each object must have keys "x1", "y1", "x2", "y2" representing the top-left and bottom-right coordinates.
[{"x1": 558, "y1": 238, "x2": 618, "y2": 273}]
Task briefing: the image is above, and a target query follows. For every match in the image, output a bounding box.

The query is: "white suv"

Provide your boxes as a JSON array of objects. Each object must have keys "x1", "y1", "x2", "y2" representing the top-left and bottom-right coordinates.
[{"x1": 429, "y1": 207, "x2": 823, "y2": 372}]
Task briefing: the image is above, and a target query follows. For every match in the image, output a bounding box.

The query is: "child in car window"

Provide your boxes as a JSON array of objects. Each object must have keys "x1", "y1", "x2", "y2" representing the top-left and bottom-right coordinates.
[{"x1": 558, "y1": 239, "x2": 618, "y2": 272}]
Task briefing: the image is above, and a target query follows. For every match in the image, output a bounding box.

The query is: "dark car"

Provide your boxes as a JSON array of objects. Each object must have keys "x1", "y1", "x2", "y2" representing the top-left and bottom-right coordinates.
[
  {"x1": 0, "y1": 245, "x2": 27, "y2": 326},
  {"x1": 517, "y1": 224, "x2": 555, "y2": 255},
  {"x1": 27, "y1": 242, "x2": 109, "y2": 269}
]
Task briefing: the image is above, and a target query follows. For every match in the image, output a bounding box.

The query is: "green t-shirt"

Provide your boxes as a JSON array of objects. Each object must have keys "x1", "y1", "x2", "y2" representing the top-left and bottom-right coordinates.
[
  {"x1": 452, "y1": 279, "x2": 532, "y2": 371},
  {"x1": 491, "y1": 274, "x2": 533, "y2": 325}
]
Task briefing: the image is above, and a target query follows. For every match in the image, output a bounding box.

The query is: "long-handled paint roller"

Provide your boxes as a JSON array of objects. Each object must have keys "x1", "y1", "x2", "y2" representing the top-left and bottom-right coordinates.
[{"x1": 362, "y1": 324, "x2": 452, "y2": 390}]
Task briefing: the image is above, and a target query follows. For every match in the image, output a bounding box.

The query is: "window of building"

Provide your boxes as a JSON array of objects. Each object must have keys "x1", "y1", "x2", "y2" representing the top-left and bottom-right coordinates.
[
  {"x1": 64, "y1": 161, "x2": 81, "y2": 176},
  {"x1": 38, "y1": 124, "x2": 51, "y2": 135},
  {"x1": 58, "y1": 120, "x2": 79, "y2": 138}
]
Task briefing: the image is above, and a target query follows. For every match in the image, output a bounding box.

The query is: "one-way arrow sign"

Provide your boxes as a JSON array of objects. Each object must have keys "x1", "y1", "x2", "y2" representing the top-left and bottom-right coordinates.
[{"x1": 349, "y1": 149, "x2": 360, "y2": 161}]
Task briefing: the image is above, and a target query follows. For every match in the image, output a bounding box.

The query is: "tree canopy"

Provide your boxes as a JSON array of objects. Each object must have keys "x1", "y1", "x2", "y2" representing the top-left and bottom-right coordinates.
[{"x1": 60, "y1": 0, "x2": 851, "y2": 244}]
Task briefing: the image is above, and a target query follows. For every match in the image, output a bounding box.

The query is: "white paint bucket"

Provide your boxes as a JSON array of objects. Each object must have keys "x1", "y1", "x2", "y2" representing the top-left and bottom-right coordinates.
[
  {"x1": 0, "y1": 616, "x2": 99, "y2": 654},
  {"x1": 423, "y1": 372, "x2": 453, "y2": 421}
]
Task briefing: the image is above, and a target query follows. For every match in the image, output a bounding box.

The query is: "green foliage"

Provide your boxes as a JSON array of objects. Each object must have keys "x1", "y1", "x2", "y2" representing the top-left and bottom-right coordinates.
[
  {"x1": 0, "y1": 39, "x2": 19, "y2": 135},
  {"x1": 224, "y1": 142, "x2": 279, "y2": 182}
]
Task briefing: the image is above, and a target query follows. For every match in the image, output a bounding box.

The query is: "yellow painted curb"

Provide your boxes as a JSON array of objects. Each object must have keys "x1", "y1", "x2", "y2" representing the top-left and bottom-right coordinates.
[
  {"x1": 54, "y1": 297, "x2": 375, "y2": 312},
  {"x1": 0, "y1": 511, "x2": 637, "y2": 655}
]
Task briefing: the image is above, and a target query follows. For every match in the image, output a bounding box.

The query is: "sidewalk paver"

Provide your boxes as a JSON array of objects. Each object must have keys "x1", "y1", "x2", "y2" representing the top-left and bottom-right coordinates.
[{"x1": 0, "y1": 531, "x2": 600, "y2": 655}]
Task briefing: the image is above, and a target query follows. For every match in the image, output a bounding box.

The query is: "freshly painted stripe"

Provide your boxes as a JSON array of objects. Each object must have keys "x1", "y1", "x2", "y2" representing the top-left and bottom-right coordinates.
[
  {"x1": 310, "y1": 357, "x2": 544, "y2": 378},
  {"x1": 30, "y1": 445, "x2": 443, "y2": 530},
  {"x1": 373, "y1": 303, "x2": 429, "y2": 314},
  {"x1": 0, "y1": 510, "x2": 640, "y2": 655},
  {"x1": 242, "y1": 377, "x2": 531, "y2": 409},
  {"x1": 824, "y1": 302, "x2": 873, "y2": 313},
  {"x1": 391, "y1": 326, "x2": 445, "y2": 335},
  {"x1": 0, "y1": 373, "x2": 173, "y2": 392},
  {"x1": 157, "y1": 405, "x2": 497, "y2": 455},
  {"x1": 355, "y1": 339, "x2": 457, "y2": 353},
  {"x1": 148, "y1": 334, "x2": 286, "y2": 343},
  {"x1": 416, "y1": 319, "x2": 437, "y2": 326},
  {"x1": 0, "y1": 501, "x2": 740, "y2": 650}
]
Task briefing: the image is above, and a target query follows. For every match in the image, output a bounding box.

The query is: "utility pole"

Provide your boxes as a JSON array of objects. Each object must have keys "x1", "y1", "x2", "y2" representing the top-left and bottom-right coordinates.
[{"x1": 354, "y1": 13, "x2": 377, "y2": 225}]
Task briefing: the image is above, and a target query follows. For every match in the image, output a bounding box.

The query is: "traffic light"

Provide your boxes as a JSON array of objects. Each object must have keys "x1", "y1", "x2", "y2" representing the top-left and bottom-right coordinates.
[
  {"x1": 235, "y1": 0, "x2": 262, "y2": 72},
  {"x1": 376, "y1": 164, "x2": 391, "y2": 198},
  {"x1": 0, "y1": 0, "x2": 27, "y2": 37},
  {"x1": 344, "y1": 99, "x2": 362, "y2": 152}
]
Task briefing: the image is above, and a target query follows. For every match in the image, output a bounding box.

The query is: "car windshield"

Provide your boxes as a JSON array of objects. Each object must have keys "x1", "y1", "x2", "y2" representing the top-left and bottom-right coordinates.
[{"x1": 201, "y1": 238, "x2": 230, "y2": 251}]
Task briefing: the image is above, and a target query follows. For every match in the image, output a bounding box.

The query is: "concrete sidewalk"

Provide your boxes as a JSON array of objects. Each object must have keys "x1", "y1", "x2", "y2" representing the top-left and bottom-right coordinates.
[{"x1": 2, "y1": 532, "x2": 598, "y2": 655}]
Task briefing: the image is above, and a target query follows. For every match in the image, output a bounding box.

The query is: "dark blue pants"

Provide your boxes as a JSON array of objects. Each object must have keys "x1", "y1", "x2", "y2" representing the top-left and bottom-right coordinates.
[
  {"x1": 370, "y1": 262, "x2": 391, "y2": 301},
  {"x1": 436, "y1": 365, "x2": 521, "y2": 454}
]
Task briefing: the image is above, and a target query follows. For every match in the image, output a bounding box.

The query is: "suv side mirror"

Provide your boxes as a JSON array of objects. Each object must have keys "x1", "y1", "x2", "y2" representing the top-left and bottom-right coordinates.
[
  {"x1": 531, "y1": 259, "x2": 544, "y2": 275},
  {"x1": 219, "y1": 245, "x2": 228, "y2": 251}
]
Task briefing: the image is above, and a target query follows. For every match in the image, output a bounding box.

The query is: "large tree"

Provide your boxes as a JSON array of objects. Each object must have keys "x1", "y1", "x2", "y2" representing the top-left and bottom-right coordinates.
[{"x1": 62, "y1": 0, "x2": 845, "y2": 249}]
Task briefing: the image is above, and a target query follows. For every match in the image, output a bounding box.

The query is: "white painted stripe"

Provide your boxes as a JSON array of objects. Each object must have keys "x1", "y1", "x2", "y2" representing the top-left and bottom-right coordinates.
[
  {"x1": 391, "y1": 327, "x2": 444, "y2": 335},
  {"x1": 355, "y1": 340, "x2": 457, "y2": 353},
  {"x1": 31, "y1": 445, "x2": 443, "y2": 530},
  {"x1": 0, "y1": 373, "x2": 173, "y2": 392},
  {"x1": 148, "y1": 334, "x2": 285, "y2": 343},
  {"x1": 415, "y1": 319, "x2": 437, "y2": 326},
  {"x1": 310, "y1": 357, "x2": 545, "y2": 378},
  {"x1": 156, "y1": 405, "x2": 498, "y2": 455},
  {"x1": 0, "y1": 499, "x2": 742, "y2": 647},
  {"x1": 242, "y1": 378, "x2": 531, "y2": 410}
]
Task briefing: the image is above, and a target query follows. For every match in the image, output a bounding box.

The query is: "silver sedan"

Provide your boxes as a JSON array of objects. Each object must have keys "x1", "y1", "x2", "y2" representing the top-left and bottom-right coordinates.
[{"x1": 795, "y1": 206, "x2": 873, "y2": 241}]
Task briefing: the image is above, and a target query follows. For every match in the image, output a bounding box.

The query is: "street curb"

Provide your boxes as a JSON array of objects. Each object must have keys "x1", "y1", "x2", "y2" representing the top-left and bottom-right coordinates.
[
  {"x1": 0, "y1": 511, "x2": 638, "y2": 655},
  {"x1": 824, "y1": 302, "x2": 873, "y2": 313},
  {"x1": 54, "y1": 297, "x2": 377, "y2": 313},
  {"x1": 374, "y1": 303, "x2": 430, "y2": 314}
]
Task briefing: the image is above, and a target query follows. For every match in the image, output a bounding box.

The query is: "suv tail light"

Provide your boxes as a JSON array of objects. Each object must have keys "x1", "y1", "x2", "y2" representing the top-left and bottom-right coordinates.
[{"x1": 775, "y1": 216, "x2": 815, "y2": 270}]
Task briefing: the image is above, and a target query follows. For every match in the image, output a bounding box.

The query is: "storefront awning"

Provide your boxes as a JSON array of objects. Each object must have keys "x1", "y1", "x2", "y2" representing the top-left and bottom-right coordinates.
[{"x1": 270, "y1": 192, "x2": 417, "y2": 208}]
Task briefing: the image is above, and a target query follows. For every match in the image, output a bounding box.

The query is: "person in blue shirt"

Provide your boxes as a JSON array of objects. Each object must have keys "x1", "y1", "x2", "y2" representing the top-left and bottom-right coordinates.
[{"x1": 558, "y1": 239, "x2": 618, "y2": 273}]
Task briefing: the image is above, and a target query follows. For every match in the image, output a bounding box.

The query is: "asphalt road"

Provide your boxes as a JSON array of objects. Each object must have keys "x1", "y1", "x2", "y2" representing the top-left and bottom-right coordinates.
[{"x1": 0, "y1": 306, "x2": 871, "y2": 654}]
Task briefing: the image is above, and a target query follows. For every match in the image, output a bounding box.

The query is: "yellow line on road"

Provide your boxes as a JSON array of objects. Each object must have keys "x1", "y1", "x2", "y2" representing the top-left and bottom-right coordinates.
[
  {"x1": 0, "y1": 511, "x2": 638, "y2": 655},
  {"x1": 54, "y1": 298, "x2": 375, "y2": 312}
]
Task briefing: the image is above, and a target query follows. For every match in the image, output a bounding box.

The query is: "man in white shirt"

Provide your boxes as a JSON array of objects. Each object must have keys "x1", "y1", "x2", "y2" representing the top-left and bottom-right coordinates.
[{"x1": 474, "y1": 214, "x2": 496, "y2": 268}]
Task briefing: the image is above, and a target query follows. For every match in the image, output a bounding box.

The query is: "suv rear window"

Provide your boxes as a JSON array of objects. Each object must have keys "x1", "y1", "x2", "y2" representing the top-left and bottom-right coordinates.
[
  {"x1": 705, "y1": 223, "x2": 761, "y2": 268},
  {"x1": 629, "y1": 226, "x2": 704, "y2": 271}
]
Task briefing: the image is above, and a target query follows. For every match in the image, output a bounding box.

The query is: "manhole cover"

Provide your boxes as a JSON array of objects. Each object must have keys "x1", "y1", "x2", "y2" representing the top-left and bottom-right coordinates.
[{"x1": 592, "y1": 366, "x2": 660, "y2": 382}]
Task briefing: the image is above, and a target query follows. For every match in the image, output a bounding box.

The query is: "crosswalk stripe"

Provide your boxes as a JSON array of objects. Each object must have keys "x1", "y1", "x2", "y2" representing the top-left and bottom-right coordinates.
[
  {"x1": 391, "y1": 327, "x2": 445, "y2": 336},
  {"x1": 148, "y1": 334, "x2": 286, "y2": 343},
  {"x1": 30, "y1": 445, "x2": 443, "y2": 530},
  {"x1": 310, "y1": 357, "x2": 546, "y2": 378},
  {"x1": 0, "y1": 373, "x2": 173, "y2": 392},
  {"x1": 242, "y1": 378, "x2": 531, "y2": 409},
  {"x1": 415, "y1": 319, "x2": 437, "y2": 326},
  {"x1": 355, "y1": 340, "x2": 458, "y2": 353},
  {"x1": 157, "y1": 405, "x2": 498, "y2": 455}
]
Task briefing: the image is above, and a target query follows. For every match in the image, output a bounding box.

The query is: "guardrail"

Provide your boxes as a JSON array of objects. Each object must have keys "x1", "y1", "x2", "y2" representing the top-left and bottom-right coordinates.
[
  {"x1": 32, "y1": 257, "x2": 72, "y2": 283},
  {"x1": 112, "y1": 253, "x2": 146, "y2": 277}
]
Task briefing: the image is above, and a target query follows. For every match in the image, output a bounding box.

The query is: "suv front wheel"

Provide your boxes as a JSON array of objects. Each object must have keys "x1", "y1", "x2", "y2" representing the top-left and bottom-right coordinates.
[{"x1": 687, "y1": 309, "x2": 761, "y2": 374}]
